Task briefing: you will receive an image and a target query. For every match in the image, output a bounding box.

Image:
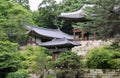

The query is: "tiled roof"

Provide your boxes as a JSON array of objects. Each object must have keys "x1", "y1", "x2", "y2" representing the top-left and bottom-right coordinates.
[
  {"x1": 27, "y1": 26, "x2": 73, "y2": 40},
  {"x1": 39, "y1": 38, "x2": 81, "y2": 46},
  {"x1": 59, "y1": 4, "x2": 94, "y2": 19}
]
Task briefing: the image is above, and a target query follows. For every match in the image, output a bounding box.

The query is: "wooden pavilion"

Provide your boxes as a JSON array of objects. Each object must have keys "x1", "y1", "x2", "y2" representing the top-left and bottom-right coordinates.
[
  {"x1": 59, "y1": 4, "x2": 96, "y2": 41},
  {"x1": 39, "y1": 38, "x2": 80, "y2": 60},
  {"x1": 26, "y1": 25, "x2": 81, "y2": 60},
  {"x1": 27, "y1": 25, "x2": 74, "y2": 45}
]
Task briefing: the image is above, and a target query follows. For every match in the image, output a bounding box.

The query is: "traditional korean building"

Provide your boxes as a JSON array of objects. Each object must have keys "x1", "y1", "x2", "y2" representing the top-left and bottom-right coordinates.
[
  {"x1": 27, "y1": 25, "x2": 74, "y2": 45},
  {"x1": 39, "y1": 38, "x2": 80, "y2": 60},
  {"x1": 26, "y1": 25, "x2": 81, "y2": 60},
  {"x1": 59, "y1": 4, "x2": 96, "y2": 41}
]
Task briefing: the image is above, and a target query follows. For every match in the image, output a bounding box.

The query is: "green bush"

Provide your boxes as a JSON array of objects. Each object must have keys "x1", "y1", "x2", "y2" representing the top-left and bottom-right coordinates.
[
  {"x1": 109, "y1": 58, "x2": 120, "y2": 69},
  {"x1": 0, "y1": 41, "x2": 20, "y2": 78},
  {"x1": 86, "y1": 47, "x2": 112, "y2": 69},
  {"x1": 19, "y1": 45, "x2": 51, "y2": 74},
  {"x1": 111, "y1": 38, "x2": 120, "y2": 49},
  {"x1": 7, "y1": 70, "x2": 28, "y2": 78},
  {"x1": 53, "y1": 50, "x2": 82, "y2": 69},
  {"x1": 86, "y1": 46, "x2": 120, "y2": 69}
]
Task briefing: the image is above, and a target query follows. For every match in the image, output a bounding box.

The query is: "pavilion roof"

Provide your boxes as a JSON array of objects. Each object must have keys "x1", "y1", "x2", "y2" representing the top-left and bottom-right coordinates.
[
  {"x1": 27, "y1": 26, "x2": 73, "y2": 40},
  {"x1": 59, "y1": 4, "x2": 94, "y2": 19},
  {"x1": 39, "y1": 38, "x2": 81, "y2": 47}
]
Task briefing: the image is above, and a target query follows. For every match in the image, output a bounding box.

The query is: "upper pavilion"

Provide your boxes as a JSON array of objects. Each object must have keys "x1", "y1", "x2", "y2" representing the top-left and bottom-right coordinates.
[{"x1": 59, "y1": 4, "x2": 96, "y2": 41}]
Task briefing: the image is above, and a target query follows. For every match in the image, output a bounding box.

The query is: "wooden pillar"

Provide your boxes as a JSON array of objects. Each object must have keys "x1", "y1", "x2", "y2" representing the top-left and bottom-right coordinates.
[
  {"x1": 94, "y1": 32, "x2": 96, "y2": 40},
  {"x1": 52, "y1": 53, "x2": 58, "y2": 61},
  {"x1": 82, "y1": 30, "x2": 84, "y2": 40},
  {"x1": 35, "y1": 36, "x2": 37, "y2": 43},
  {"x1": 52, "y1": 53, "x2": 55, "y2": 61},
  {"x1": 73, "y1": 30, "x2": 76, "y2": 41}
]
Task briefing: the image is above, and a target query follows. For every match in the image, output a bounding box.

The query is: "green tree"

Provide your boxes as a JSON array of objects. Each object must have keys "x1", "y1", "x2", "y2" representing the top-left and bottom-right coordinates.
[
  {"x1": 12, "y1": 0, "x2": 29, "y2": 9},
  {"x1": 56, "y1": 0, "x2": 84, "y2": 34},
  {"x1": 35, "y1": 0, "x2": 85, "y2": 34},
  {"x1": 86, "y1": 46, "x2": 120, "y2": 69},
  {"x1": 111, "y1": 38, "x2": 120, "y2": 49},
  {"x1": 53, "y1": 51, "x2": 82, "y2": 69},
  {"x1": 52, "y1": 51, "x2": 83, "y2": 78},
  {"x1": 81, "y1": 0, "x2": 120, "y2": 39},
  {"x1": 0, "y1": 0, "x2": 34, "y2": 43},
  {"x1": 37, "y1": 0, "x2": 58, "y2": 28},
  {"x1": 86, "y1": 47, "x2": 112, "y2": 69},
  {"x1": 6, "y1": 70, "x2": 28, "y2": 78},
  {"x1": 57, "y1": 0, "x2": 84, "y2": 13},
  {"x1": 20, "y1": 45, "x2": 51, "y2": 76},
  {"x1": 0, "y1": 41, "x2": 20, "y2": 78},
  {"x1": 32, "y1": 11, "x2": 40, "y2": 26}
]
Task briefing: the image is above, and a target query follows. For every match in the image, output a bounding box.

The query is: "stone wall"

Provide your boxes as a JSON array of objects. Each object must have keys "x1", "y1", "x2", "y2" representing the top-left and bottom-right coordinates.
[
  {"x1": 83, "y1": 69, "x2": 120, "y2": 78},
  {"x1": 55, "y1": 69, "x2": 120, "y2": 78},
  {"x1": 29, "y1": 69, "x2": 120, "y2": 78},
  {"x1": 72, "y1": 40, "x2": 112, "y2": 56}
]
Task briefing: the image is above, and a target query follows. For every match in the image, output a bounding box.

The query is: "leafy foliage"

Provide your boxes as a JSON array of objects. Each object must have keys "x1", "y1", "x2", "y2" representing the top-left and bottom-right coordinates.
[
  {"x1": 111, "y1": 38, "x2": 120, "y2": 49},
  {"x1": 19, "y1": 45, "x2": 51, "y2": 74},
  {"x1": 37, "y1": 0, "x2": 58, "y2": 28},
  {"x1": 57, "y1": 0, "x2": 84, "y2": 12},
  {"x1": 81, "y1": 0, "x2": 120, "y2": 39},
  {"x1": 0, "y1": 41, "x2": 20, "y2": 78},
  {"x1": 86, "y1": 46, "x2": 120, "y2": 69},
  {"x1": 12, "y1": 0, "x2": 29, "y2": 9},
  {"x1": 53, "y1": 51, "x2": 82, "y2": 69},
  {"x1": 35, "y1": 0, "x2": 86, "y2": 34},
  {"x1": 6, "y1": 70, "x2": 28, "y2": 78},
  {"x1": 0, "y1": 0, "x2": 34, "y2": 43},
  {"x1": 0, "y1": 41, "x2": 19, "y2": 71},
  {"x1": 86, "y1": 47, "x2": 112, "y2": 69}
]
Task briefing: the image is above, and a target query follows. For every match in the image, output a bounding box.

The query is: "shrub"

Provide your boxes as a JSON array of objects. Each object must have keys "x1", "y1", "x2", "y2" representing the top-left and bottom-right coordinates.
[
  {"x1": 109, "y1": 58, "x2": 120, "y2": 69},
  {"x1": 6, "y1": 70, "x2": 28, "y2": 78},
  {"x1": 0, "y1": 41, "x2": 20, "y2": 78},
  {"x1": 19, "y1": 45, "x2": 51, "y2": 74},
  {"x1": 86, "y1": 47, "x2": 112, "y2": 69},
  {"x1": 53, "y1": 50, "x2": 82, "y2": 69},
  {"x1": 86, "y1": 46, "x2": 120, "y2": 69}
]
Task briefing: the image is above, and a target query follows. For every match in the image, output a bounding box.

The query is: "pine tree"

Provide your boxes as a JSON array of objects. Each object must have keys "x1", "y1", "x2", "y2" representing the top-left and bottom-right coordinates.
[{"x1": 80, "y1": 0, "x2": 120, "y2": 39}]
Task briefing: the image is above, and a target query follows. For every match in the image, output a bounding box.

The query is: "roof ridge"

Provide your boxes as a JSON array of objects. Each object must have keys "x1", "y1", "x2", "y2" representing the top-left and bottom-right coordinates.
[
  {"x1": 28, "y1": 25, "x2": 73, "y2": 36},
  {"x1": 28, "y1": 25, "x2": 60, "y2": 31},
  {"x1": 27, "y1": 25, "x2": 73, "y2": 40}
]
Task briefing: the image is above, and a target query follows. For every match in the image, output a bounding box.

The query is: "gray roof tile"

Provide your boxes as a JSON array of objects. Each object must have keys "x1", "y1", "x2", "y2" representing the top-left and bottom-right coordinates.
[
  {"x1": 59, "y1": 4, "x2": 94, "y2": 19},
  {"x1": 39, "y1": 38, "x2": 81, "y2": 46},
  {"x1": 27, "y1": 26, "x2": 73, "y2": 40}
]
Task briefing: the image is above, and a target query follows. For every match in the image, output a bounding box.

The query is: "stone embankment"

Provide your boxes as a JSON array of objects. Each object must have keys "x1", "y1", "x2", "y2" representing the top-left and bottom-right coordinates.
[
  {"x1": 83, "y1": 69, "x2": 120, "y2": 78},
  {"x1": 72, "y1": 40, "x2": 112, "y2": 56}
]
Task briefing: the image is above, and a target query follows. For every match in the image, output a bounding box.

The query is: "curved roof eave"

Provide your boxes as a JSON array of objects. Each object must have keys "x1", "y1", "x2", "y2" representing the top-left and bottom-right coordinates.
[
  {"x1": 59, "y1": 4, "x2": 95, "y2": 19},
  {"x1": 39, "y1": 38, "x2": 81, "y2": 47},
  {"x1": 27, "y1": 26, "x2": 74, "y2": 40}
]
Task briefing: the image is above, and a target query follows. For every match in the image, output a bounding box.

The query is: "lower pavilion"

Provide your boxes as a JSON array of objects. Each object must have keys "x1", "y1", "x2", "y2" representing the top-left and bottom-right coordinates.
[
  {"x1": 26, "y1": 25, "x2": 81, "y2": 60},
  {"x1": 39, "y1": 38, "x2": 80, "y2": 60}
]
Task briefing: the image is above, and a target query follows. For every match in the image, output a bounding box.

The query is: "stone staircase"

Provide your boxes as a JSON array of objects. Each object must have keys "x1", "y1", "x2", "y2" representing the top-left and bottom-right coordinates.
[{"x1": 72, "y1": 40, "x2": 112, "y2": 56}]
